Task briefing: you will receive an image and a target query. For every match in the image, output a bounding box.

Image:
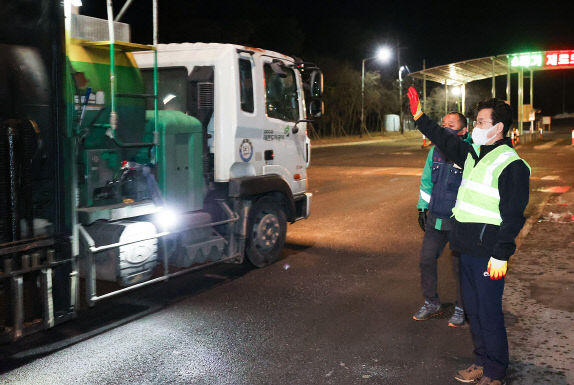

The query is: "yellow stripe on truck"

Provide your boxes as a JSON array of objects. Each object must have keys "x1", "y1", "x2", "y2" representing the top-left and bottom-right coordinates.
[{"x1": 67, "y1": 38, "x2": 137, "y2": 67}]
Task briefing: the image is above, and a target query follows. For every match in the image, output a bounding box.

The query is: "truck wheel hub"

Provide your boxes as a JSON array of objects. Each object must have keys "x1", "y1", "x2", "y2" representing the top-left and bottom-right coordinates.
[{"x1": 254, "y1": 213, "x2": 280, "y2": 251}]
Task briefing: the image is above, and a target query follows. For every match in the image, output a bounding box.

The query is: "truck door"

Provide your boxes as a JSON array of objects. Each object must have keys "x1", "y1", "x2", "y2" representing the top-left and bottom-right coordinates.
[{"x1": 261, "y1": 58, "x2": 307, "y2": 196}]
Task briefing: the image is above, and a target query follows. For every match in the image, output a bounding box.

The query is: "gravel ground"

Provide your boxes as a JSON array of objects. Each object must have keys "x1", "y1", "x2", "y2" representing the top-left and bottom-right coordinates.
[{"x1": 505, "y1": 145, "x2": 574, "y2": 384}]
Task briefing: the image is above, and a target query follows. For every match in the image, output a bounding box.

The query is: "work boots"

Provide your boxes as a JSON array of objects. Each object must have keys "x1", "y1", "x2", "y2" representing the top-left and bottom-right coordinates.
[{"x1": 454, "y1": 363, "x2": 484, "y2": 383}]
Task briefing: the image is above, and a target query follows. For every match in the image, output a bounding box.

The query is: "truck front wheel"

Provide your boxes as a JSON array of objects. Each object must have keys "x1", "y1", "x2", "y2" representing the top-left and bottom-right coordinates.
[{"x1": 246, "y1": 196, "x2": 287, "y2": 267}]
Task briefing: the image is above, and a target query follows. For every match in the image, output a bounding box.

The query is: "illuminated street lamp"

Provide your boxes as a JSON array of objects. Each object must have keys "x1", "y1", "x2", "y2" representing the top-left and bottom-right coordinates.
[
  {"x1": 377, "y1": 46, "x2": 392, "y2": 62},
  {"x1": 361, "y1": 48, "x2": 391, "y2": 137}
]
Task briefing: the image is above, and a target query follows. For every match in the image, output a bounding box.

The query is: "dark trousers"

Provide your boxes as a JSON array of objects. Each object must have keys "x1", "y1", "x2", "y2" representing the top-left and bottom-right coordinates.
[
  {"x1": 419, "y1": 225, "x2": 462, "y2": 307},
  {"x1": 460, "y1": 253, "x2": 508, "y2": 380}
]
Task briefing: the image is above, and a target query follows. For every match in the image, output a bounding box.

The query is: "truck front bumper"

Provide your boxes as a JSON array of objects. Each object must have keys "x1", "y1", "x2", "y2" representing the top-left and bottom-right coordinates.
[{"x1": 294, "y1": 192, "x2": 312, "y2": 221}]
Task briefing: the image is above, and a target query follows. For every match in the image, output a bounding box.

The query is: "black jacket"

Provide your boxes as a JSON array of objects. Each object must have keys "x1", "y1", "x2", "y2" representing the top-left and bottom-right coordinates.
[{"x1": 415, "y1": 114, "x2": 530, "y2": 261}]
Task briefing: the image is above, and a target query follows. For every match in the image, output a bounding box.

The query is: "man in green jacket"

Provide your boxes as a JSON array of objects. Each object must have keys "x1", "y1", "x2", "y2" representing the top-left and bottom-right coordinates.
[
  {"x1": 414, "y1": 112, "x2": 470, "y2": 327},
  {"x1": 408, "y1": 87, "x2": 530, "y2": 385}
]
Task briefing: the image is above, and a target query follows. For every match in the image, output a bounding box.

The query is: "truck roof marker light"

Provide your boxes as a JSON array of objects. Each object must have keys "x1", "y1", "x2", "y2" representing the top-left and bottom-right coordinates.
[{"x1": 243, "y1": 46, "x2": 265, "y2": 53}]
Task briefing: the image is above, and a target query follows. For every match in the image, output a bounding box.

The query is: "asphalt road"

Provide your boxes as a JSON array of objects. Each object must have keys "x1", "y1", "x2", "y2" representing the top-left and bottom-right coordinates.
[{"x1": 1, "y1": 122, "x2": 572, "y2": 385}]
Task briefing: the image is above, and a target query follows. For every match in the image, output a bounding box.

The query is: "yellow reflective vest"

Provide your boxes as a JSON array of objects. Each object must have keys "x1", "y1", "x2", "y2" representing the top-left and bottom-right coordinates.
[{"x1": 452, "y1": 144, "x2": 531, "y2": 225}]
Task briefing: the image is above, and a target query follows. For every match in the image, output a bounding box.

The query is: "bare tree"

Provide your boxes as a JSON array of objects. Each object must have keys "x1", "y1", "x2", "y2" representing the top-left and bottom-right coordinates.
[{"x1": 313, "y1": 58, "x2": 400, "y2": 138}]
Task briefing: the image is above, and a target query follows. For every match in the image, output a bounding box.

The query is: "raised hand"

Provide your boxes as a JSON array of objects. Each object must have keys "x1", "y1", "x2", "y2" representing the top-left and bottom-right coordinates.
[{"x1": 407, "y1": 86, "x2": 423, "y2": 120}]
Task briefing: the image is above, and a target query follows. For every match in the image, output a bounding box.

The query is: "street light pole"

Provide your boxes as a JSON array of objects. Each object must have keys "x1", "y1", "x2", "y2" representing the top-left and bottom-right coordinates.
[
  {"x1": 361, "y1": 58, "x2": 366, "y2": 138},
  {"x1": 361, "y1": 47, "x2": 391, "y2": 137}
]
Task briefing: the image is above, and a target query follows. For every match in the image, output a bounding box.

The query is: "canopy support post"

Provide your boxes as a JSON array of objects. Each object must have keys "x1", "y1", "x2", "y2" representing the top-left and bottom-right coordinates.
[
  {"x1": 491, "y1": 57, "x2": 496, "y2": 98},
  {"x1": 461, "y1": 83, "x2": 466, "y2": 116}
]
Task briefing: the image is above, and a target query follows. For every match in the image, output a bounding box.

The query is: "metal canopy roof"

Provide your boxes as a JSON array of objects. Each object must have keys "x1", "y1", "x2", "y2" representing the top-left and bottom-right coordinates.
[{"x1": 409, "y1": 55, "x2": 513, "y2": 86}]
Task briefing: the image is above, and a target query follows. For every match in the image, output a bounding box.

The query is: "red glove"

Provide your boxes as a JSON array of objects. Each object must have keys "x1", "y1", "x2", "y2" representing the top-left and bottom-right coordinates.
[{"x1": 407, "y1": 86, "x2": 423, "y2": 120}]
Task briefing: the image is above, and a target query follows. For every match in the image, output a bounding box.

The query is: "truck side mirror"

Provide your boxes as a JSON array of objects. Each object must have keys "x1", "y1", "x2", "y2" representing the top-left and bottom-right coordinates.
[
  {"x1": 309, "y1": 70, "x2": 323, "y2": 97},
  {"x1": 309, "y1": 99, "x2": 324, "y2": 118},
  {"x1": 305, "y1": 69, "x2": 323, "y2": 118}
]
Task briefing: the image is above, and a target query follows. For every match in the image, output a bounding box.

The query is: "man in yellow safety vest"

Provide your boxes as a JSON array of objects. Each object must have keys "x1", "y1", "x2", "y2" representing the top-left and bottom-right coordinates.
[{"x1": 407, "y1": 87, "x2": 530, "y2": 385}]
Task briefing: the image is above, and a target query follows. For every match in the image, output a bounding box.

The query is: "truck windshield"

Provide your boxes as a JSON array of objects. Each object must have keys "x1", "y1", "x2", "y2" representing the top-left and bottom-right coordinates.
[
  {"x1": 264, "y1": 63, "x2": 300, "y2": 122},
  {"x1": 142, "y1": 67, "x2": 188, "y2": 112}
]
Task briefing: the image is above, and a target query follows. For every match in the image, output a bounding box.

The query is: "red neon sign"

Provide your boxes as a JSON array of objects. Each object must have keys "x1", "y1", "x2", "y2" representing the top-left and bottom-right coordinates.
[{"x1": 545, "y1": 51, "x2": 574, "y2": 67}]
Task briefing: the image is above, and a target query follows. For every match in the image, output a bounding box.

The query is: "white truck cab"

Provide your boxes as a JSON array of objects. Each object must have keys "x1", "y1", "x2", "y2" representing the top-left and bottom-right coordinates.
[
  {"x1": 134, "y1": 43, "x2": 323, "y2": 266},
  {"x1": 135, "y1": 43, "x2": 320, "y2": 202}
]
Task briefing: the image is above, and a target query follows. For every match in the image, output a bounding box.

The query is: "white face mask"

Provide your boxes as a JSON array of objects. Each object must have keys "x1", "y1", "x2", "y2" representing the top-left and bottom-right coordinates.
[{"x1": 472, "y1": 124, "x2": 498, "y2": 145}]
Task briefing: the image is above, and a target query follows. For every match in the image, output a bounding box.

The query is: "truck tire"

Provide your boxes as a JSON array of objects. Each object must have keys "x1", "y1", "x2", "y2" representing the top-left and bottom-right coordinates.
[{"x1": 246, "y1": 196, "x2": 287, "y2": 267}]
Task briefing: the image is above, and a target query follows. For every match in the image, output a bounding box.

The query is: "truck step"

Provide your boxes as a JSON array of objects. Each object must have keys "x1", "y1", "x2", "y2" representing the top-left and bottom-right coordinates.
[{"x1": 173, "y1": 232, "x2": 226, "y2": 268}]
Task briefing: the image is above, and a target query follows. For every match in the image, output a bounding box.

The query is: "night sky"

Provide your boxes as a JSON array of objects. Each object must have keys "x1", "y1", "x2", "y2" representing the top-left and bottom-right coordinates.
[{"x1": 82, "y1": 0, "x2": 574, "y2": 115}]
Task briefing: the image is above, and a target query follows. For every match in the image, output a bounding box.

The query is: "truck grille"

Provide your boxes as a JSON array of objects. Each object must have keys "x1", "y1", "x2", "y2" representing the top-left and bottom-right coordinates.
[{"x1": 198, "y1": 82, "x2": 214, "y2": 110}]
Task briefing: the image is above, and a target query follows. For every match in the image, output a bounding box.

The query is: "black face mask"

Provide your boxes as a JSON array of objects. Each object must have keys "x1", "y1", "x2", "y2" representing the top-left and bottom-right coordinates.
[{"x1": 444, "y1": 127, "x2": 461, "y2": 136}]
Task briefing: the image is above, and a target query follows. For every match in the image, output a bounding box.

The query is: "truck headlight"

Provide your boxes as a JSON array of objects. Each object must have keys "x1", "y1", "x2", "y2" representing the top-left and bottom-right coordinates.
[{"x1": 155, "y1": 207, "x2": 179, "y2": 231}]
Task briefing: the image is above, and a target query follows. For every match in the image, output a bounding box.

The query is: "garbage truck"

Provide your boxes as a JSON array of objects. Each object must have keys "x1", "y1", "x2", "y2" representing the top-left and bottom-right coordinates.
[{"x1": 0, "y1": 0, "x2": 323, "y2": 341}]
